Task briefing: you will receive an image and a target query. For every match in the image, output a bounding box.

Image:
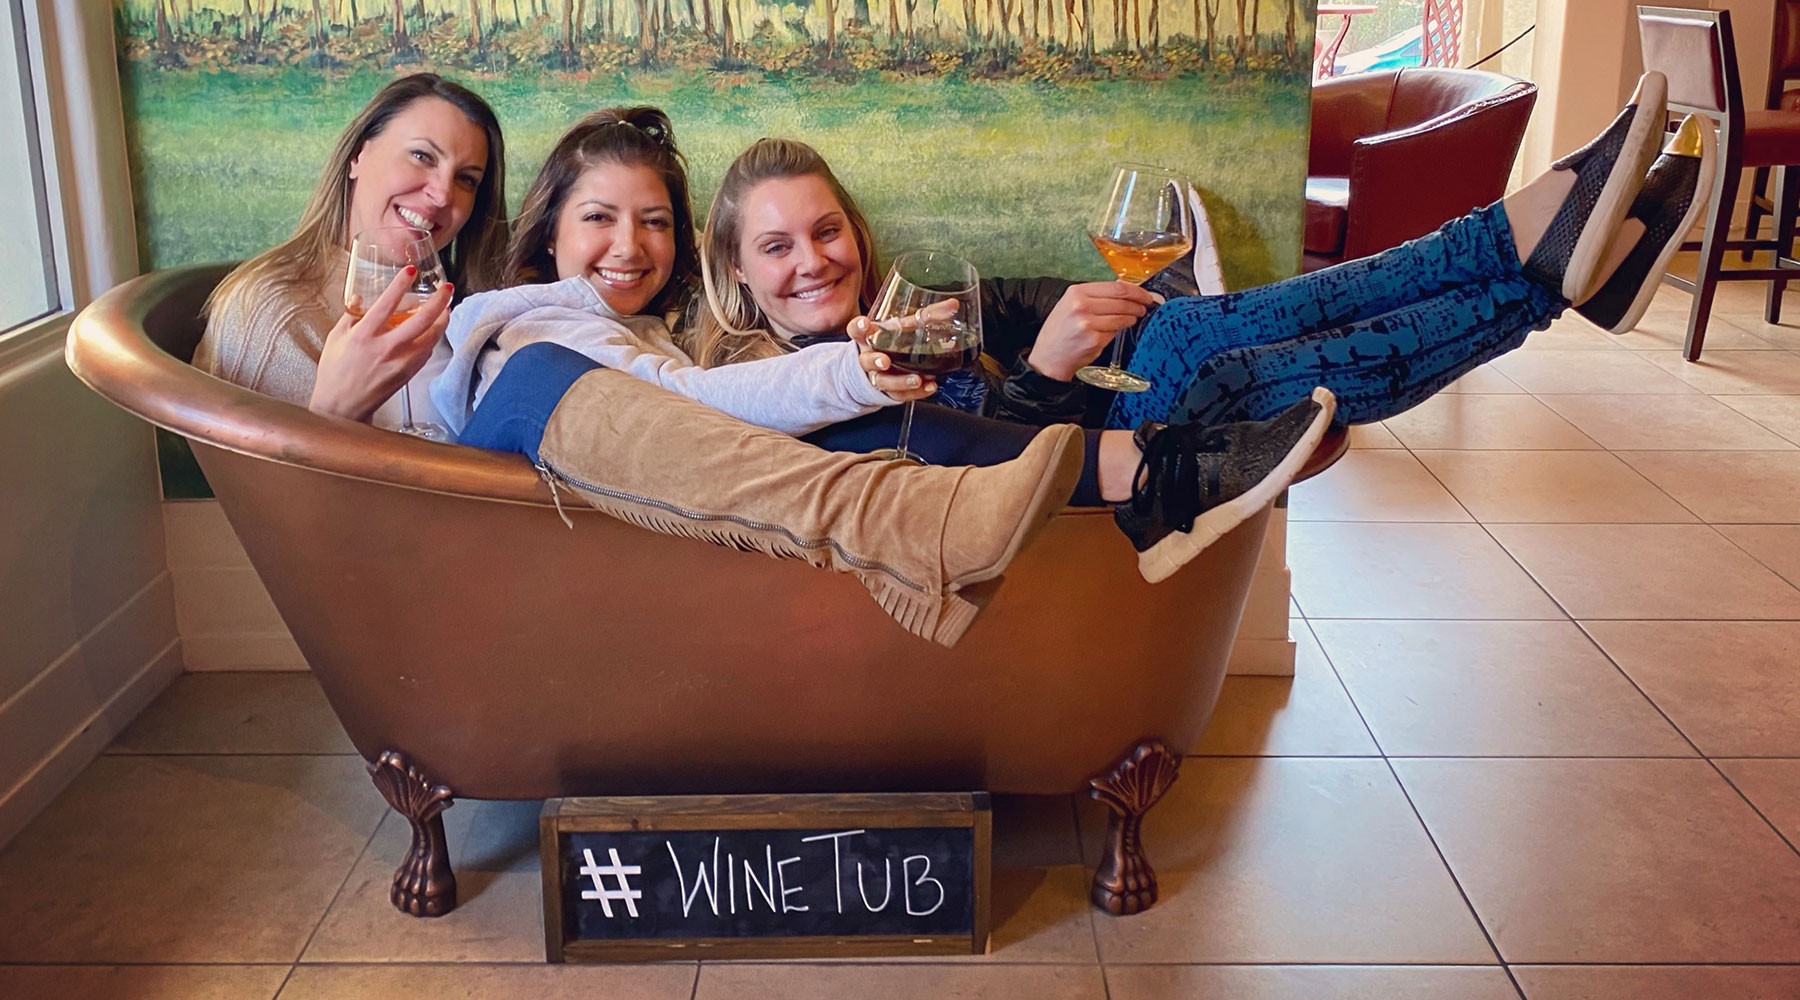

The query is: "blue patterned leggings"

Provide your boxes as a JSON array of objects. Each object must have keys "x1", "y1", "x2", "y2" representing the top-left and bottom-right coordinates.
[{"x1": 1110, "y1": 203, "x2": 1567, "y2": 429}]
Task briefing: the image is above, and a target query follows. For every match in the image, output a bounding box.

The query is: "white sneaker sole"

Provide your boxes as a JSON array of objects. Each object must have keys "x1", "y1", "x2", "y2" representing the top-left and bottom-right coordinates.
[
  {"x1": 1603, "y1": 121, "x2": 1717, "y2": 335},
  {"x1": 1562, "y1": 71, "x2": 1668, "y2": 302},
  {"x1": 1137, "y1": 387, "x2": 1338, "y2": 585}
]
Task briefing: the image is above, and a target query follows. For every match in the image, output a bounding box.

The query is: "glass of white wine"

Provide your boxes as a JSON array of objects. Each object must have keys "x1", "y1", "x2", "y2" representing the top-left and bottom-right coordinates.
[
  {"x1": 1077, "y1": 163, "x2": 1195, "y2": 393},
  {"x1": 344, "y1": 226, "x2": 450, "y2": 440}
]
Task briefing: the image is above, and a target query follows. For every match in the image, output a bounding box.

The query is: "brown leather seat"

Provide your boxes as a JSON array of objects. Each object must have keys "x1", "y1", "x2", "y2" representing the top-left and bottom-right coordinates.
[{"x1": 1304, "y1": 67, "x2": 1538, "y2": 271}]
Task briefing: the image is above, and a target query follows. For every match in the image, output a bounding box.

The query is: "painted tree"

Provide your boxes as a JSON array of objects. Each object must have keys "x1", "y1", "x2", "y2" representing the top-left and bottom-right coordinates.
[
  {"x1": 820, "y1": 0, "x2": 839, "y2": 55},
  {"x1": 1249, "y1": 0, "x2": 1258, "y2": 53},
  {"x1": 311, "y1": 0, "x2": 328, "y2": 48},
  {"x1": 391, "y1": 0, "x2": 411, "y2": 52},
  {"x1": 1284, "y1": 0, "x2": 1296, "y2": 58},
  {"x1": 1233, "y1": 0, "x2": 1245, "y2": 56},
  {"x1": 467, "y1": 0, "x2": 483, "y2": 48},
  {"x1": 154, "y1": 0, "x2": 174, "y2": 48},
  {"x1": 1196, "y1": 0, "x2": 1218, "y2": 61},
  {"x1": 634, "y1": 0, "x2": 655, "y2": 63},
  {"x1": 560, "y1": 0, "x2": 573, "y2": 54}
]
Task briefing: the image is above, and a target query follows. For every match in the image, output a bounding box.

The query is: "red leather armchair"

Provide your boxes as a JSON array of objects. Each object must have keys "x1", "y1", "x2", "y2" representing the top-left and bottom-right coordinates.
[{"x1": 1304, "y1": 67, "x2": 1537, "y2": 271}]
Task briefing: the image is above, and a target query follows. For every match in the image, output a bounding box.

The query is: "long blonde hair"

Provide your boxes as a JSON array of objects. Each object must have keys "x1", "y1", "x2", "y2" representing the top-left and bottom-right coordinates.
[
  {"x1": 685, "y1": 138, "x2": 881, "y2": 368},
  {"x1": 207, "y1": 73, "x2": 508, "y2": 318}
]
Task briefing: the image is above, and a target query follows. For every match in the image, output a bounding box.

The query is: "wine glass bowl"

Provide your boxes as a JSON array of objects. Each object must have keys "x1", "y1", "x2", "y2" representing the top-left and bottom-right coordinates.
[
  {"x1": 865, "y1": 251, "x2": 983, "y2": 464},
  {"x1": 1077, "y1": 163, "x2": 1195, "y2": 393},
  {"x1": 345, "y1": 226, "x2": 451, "y2": 440}
]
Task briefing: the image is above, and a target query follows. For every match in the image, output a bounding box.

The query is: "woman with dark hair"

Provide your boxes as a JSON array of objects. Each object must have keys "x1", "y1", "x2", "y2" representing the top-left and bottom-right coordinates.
[{"x1": 198, "y1": 72, "x2": 508, "y2": 425}]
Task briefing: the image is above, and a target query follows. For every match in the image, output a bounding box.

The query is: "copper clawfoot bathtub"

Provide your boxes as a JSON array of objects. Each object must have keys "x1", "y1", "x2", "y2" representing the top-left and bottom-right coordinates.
[{"x1": 66, "y1": 263, "x2": 1345, "y2": 920}]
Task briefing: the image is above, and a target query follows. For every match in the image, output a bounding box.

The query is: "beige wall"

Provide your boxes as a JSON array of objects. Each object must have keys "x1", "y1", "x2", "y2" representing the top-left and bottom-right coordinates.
[
  {"x1": 1523, "y1": 0, "x2": 1774, "y2": 219},
  {"x1": 0, "y1": 325, "x2": 179, "y2": 848},
  {"x1": 0, "y1": 1, "x2": 170, "y2": 850}
]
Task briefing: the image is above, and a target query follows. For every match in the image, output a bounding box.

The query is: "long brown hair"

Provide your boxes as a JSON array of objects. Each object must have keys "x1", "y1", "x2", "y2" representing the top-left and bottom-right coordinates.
[
  {"x1": 685, "y1": 137, "x2": 881, "y2": 368},
  {"x1": 502, "y1": 106, "x2": 699, "y2": 319},
  {"x1": 207, "y1": 73, "x2": 508, "y2": 319}
]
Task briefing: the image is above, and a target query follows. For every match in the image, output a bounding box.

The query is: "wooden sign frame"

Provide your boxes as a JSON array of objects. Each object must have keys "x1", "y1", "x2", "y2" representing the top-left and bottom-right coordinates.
[{"x1": 540, "y1": 792, "x2": 991, "y2": 962}]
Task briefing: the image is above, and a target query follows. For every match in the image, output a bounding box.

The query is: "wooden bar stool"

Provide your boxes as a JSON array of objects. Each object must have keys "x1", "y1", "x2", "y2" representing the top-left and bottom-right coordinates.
[
  {"x1": 1639, "y1": 5, "x2": 1800, "y2": 360},
  {"x1": 1742, "y1": 0, "x2": 1800, "y2": 261}
]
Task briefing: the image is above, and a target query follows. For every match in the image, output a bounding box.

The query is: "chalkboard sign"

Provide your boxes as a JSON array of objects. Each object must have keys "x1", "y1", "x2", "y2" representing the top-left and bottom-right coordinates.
[{"x1": 540, "y1": 792, "x2": 991, "y2": 962}]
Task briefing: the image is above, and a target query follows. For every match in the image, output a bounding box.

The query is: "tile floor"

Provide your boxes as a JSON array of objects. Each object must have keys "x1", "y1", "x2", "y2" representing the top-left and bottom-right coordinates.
[{"x1": 9, "y1": 282, "x2": 1800, "y2": 998}]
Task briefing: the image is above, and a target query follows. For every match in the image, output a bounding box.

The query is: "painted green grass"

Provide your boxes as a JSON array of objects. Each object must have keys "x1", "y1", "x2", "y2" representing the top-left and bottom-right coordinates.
[{"x1": 123, "y1": 68, "x2": 1310, "y2": 287}]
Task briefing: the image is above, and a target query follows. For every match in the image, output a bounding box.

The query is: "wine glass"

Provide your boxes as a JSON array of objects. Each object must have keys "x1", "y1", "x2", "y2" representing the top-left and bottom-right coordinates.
[
  {"x1": 345, "y1": 226, "x2": 451, "y2": 441},
  {"x1": 864, "y1": 250, "x2": 983, "y2": 465},
  {"x1": 1076, "y1": 163, "x2": 1195, "y2": 393}
]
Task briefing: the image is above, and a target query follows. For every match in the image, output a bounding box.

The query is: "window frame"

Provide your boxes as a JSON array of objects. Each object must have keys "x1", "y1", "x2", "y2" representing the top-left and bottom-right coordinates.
[
  {"x1": 0, "y1": 0, "x2": 140, "y2": 358},
  {"x1": 0, "y1": 0, "x2": 58, "y2": 336}
]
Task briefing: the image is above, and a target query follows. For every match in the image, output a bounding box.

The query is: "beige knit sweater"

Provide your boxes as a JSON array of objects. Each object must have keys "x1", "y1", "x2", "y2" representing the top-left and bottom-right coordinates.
[
  {"x1": 195, "y1": 256, "x2": 348, "y2": 409},
  {"x1": 195, "y1": 255, "x2": 450, "y2": 428}
]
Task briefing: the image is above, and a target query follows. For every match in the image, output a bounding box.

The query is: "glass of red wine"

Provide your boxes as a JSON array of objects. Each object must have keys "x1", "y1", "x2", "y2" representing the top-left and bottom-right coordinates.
[
  {"x1": 1077, "y1": 163, "x2": 1194, "y2": 393},
  {"x1": 864, "y1": 250, "x2": 983, "y2": 464},
  {"x1": 344, "y1": 226, "x2": 450, "y2": 440}
]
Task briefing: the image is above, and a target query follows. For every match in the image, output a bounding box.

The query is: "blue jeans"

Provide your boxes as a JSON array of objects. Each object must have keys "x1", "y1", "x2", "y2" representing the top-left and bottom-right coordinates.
[
  {"x1": 1111, "y1": 203, "x2": 1567, "y2": 428},
  {"x1": 461, "y1": 343, "x2": 1110, "y2": 507},
  {"x1": 458, "y1": 343, "x2": 600, "y2": 463}
]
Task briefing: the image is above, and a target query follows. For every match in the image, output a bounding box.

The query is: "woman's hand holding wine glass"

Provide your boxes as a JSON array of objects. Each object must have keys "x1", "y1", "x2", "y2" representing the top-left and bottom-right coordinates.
[
  {"x1": 850, "y1": 303, "x2": 956, "y2": 403},
  {"x1": 862, "y1": 251, "x2": 983, "y2": 464},
  {"x1": 1025, "y1": 280, "x2": 1163, "y2": 382},
  {"x1": 332, "y1": 226, "x2": 454, "y2": 438},
  {"x1": 312, "y1": 258, "x2": 453, "y2": 424}
]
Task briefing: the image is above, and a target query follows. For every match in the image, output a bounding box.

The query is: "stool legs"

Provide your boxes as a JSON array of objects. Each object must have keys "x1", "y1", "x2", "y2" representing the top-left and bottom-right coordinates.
[
  {"x1": 1684, "y1": 129, "x2": 1743, "y2": 361},
  {"x1": 1772, "y1": 165, "x2": 1799, "y2": 324}
]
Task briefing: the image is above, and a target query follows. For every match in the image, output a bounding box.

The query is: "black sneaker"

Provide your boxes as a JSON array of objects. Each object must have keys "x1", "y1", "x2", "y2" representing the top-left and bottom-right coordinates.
[
  {"x1": 1116, "y1": 387, "x2": 1337, "y2": 584},
  {"x1": 1576, "y1": 115, "x2": 1715, "y2": 333},
  {"x1": 1522, "y1": 71, "x2": 1667, "y2": 302}
]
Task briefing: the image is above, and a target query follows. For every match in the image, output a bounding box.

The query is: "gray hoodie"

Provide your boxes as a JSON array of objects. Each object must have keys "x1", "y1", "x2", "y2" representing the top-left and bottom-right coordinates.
[{"x1": 429, "y1": 276, "x2": 892, "y2": 436}]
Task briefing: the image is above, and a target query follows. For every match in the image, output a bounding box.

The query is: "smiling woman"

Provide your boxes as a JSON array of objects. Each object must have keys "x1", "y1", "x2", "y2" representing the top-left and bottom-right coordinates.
[{"x1": 194, "y1": 73, "x2": 509, "y2": 426}]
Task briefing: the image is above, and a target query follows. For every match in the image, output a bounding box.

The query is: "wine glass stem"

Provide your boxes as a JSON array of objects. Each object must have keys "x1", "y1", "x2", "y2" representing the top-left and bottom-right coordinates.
[
  {"x1": 399, "y1": 384, "x2": 417, "y2": 433},
  {"x1": 894, "y1": 400, "x2": 919, "y2": 461},
  {"x1": 1107, "y1": 313, "x2": 1143, "y2": 373}
]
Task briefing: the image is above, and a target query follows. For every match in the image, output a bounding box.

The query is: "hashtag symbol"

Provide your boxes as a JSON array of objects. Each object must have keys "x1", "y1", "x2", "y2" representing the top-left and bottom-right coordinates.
[{"x1": 578, "y1": 846, "x2": 643, "y2": 918}]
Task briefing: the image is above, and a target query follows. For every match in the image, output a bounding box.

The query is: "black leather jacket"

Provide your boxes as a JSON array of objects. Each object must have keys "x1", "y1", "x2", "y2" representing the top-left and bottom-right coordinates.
[{"x1": 793, "y1": 274, "x2": 1167, "y2": 428}]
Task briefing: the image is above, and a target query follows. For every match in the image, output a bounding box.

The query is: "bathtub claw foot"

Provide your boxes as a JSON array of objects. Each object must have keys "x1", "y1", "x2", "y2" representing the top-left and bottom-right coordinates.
[
  {"x1": 367, "y1": 750, "x2": 457, "y2": 917},
  {"x1": 1088, "y1": 739, "x2": 1181, "y2": 916}
]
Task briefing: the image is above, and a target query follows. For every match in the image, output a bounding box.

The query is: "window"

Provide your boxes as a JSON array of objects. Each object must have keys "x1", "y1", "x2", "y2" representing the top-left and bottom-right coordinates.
[{"x1": 0, "y1": 0, "x2": 58, "y2": 335}]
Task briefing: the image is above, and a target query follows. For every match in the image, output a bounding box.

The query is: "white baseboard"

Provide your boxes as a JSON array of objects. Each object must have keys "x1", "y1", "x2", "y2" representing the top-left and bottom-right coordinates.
[{"x1": 0, "y1": 571, "x2": 183, "y2": 848}]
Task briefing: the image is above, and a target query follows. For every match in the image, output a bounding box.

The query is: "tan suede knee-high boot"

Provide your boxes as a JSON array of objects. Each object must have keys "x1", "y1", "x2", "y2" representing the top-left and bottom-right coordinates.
[{"x1": 536, "y1": 369, "x2": 1085, "y2": 646}]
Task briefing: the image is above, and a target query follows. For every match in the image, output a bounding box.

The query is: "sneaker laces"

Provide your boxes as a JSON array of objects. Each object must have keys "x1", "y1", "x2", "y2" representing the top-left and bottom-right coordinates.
[{"x1": 1127, "y1": 421, "x2": 1231, "y2": 533}]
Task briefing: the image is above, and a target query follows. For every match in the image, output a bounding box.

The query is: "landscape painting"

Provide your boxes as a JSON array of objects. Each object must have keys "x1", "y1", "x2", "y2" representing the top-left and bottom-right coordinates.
[
  {"x1": 114, "y1": 0, "x2": 1318, "y2": 496},
  {"x1": 116, "y1": 0, "x2": 1316, "y2": 283}
]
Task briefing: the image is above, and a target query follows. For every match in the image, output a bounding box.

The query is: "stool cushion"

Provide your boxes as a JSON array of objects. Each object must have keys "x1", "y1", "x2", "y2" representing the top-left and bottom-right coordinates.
[
  {"x1": 1304, "y1": 176, "x2": 1351, "y2": 255},
  {"x1": 1745, "y1": 110, "x2": 1800, "y2": 167}
]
